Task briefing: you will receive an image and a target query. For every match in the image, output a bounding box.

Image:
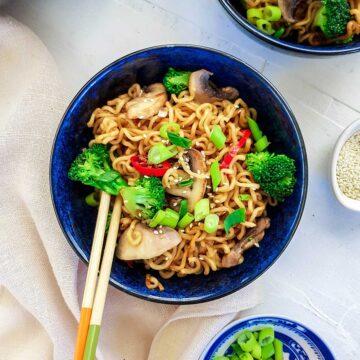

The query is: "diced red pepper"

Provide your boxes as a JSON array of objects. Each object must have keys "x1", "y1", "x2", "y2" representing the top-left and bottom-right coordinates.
[
  {"x1": 130, "y1": 155, "x2": 171, "y2": 177},
  {"x1": 220, "y1": 129, "x2": 252, "y2": 169}
]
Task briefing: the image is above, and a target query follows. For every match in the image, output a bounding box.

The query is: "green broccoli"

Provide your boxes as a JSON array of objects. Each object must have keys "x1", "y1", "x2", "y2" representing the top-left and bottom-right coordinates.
[
  {"x1": 246, "y1": 151, "x2": 296, "y2": 202},
  {"x1": 313, "y1": 0, "x2": 350, "y2": 39},
  {"x1": 68, "y1": 144, "x2": 127, "y2": 195},
  {"x1": 120, "y1": 176, "x2": 166, "y2": 219},
  {"x1": 163, "y1": 67, "x2": 191, "y2": 95}
]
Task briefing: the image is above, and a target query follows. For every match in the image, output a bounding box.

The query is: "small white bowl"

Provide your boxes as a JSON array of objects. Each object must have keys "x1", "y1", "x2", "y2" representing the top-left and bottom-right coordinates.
[{"x1": 331, "y1": 118, "x2": 360, "y2": 211}]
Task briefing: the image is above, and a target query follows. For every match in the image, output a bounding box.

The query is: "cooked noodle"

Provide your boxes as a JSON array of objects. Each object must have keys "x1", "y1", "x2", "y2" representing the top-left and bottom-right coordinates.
[{"x1": 87, "y1": 84, "x2": 273, "y2": 286}]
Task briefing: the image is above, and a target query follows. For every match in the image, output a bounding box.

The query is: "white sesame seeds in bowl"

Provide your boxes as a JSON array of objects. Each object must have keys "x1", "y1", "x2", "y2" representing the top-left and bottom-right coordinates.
[{"x1": 331, "y1": 119, "x2": 360, "y2": 211}]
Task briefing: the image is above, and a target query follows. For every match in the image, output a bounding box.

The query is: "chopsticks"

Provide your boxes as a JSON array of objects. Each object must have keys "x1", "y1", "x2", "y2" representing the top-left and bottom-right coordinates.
[
  {"x1": 83, "y1": 195, "x2": 122, "y2": 360},
  {"x1": 74, "y1": 190, "x2": 111, "y2": 360}
]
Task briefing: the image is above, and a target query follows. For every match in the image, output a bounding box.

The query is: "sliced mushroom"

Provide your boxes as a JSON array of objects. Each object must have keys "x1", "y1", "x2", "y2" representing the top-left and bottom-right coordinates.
[
  {"x1": 165, "y1": 149, "x2": 207, "y2": 212},
  {"x1": 116, "y1": 223, "x2": 181, "y2": 260},
  {"x1": 221, "y1": 217, "x2": 270, "y2": 268},
  {"x1": 126, "y1": 83, "x2": 167, "y2": 120},
  {"x1": 188, "y1": 69, "x2": 239, "y2": 104},
  {"x1": 278, "y1": 0, "x2": 307, "y2": 23}
]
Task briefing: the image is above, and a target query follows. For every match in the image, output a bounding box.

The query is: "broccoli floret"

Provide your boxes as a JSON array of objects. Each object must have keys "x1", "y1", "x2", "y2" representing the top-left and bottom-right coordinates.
[
  {"x1": 120, "y1": 176, "x2": 165, "y2": 219},
  {"x1": 313, "y1": 0, "x2": 350, "y2": 39},
  {"x1": 246, "y1": 152, "x2": 296, "y2": 202},
  {"x1": 68, "y1": 144, "x2": 127, "y2": 195},
  {"x1": 163, "y1": 67, "x2": 191, "y2": 95}
]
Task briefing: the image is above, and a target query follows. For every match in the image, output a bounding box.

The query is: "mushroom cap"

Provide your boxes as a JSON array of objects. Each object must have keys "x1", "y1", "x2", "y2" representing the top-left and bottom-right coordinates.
[
  {"x1": 116, "y1": 223, "x2": 181, "y2": 260},
  {"x1": 125, "y1": 83, "x2": 167, "y2": 120},
  {"x1": 189, "y1": 69, "x2": 239, "y2": 104},
  {"x1": 278, "y1": 0, "x2": 307, "y2": 23},
  {"x1": 164, "y1": 149, "x2": 207, "y2": 212}
]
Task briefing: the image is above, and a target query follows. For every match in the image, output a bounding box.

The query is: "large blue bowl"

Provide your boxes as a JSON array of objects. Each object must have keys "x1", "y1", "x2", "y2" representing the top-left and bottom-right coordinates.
[
  {"x1": 50, "y1": 45, "x2": 307, "y2": 304},
  {"x1": 219, "y1": 0, "x2": 360, "y2": 55}
]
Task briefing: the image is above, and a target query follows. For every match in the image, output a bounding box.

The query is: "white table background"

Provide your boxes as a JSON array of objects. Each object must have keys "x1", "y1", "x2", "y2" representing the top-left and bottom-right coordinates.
[{"x1": 4, "y1": 0, "x2": 360, "y2": 358}]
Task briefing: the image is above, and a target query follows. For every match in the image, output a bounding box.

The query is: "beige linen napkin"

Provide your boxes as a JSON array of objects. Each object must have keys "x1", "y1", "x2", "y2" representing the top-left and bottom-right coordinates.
[{"x1": 0, "y1": 14, "x2": 262, "y2": 360}]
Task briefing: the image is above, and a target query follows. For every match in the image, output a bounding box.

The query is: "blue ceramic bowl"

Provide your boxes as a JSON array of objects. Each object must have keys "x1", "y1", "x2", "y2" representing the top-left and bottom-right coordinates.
[
  {"x1": 50, "y1": 45, "x2": 307, "y2": 304},
  {"x1": 200, "y1": 315, "x2": 335, "y2": 359},
  {"x1": 219, "y1": 0, "x2": 360, "y2": 55}
]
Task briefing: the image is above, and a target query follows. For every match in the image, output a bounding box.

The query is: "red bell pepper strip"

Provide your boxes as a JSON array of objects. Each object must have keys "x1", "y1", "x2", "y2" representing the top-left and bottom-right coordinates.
[
  {"x1": 130, "y1": 155, "x2": 171, "y2": 177},
  {"x1": 220, "y1": 129, "x2": 252, "y2": 169}
]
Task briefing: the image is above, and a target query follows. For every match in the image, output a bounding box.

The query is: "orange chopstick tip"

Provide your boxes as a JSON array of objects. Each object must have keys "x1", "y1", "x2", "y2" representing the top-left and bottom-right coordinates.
[{"x1": 74, "y1": 307, "x2": 92, "y2": 360}]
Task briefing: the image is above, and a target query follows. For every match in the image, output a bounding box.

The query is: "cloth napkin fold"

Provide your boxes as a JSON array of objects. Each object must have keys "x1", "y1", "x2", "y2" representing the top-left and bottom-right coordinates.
[{"x1": 0, "y1": 14, "x2": 262, "y2": 360}]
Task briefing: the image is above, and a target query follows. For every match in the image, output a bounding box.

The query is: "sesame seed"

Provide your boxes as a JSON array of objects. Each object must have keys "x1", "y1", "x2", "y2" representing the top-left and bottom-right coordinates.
[
  {"x1": 182, "y1": 190, "x2": 187, "y2": 194},
  {"x1": 144, "y1": 175, "x2": 149, "y2": 178},
  {"x1": 159, "y1": 230, "x2": 163, "y2": 234},
  {"x1": 143, "y1": 134, "x2": 147, "y2": 138},
  {"x1": 154, "y1": 230, "x2": 159, "y2": 235},
  {"x1": 206, "y1": 185, "x2": 211, "y2": 189},
  {"x1": 189, "y1": 223, "x2": 193, "y2": 228},
  {"x1": 254, "y1": 243, "x2": 260, "y2": 248},
  {"x1": 205, "y1": 175, "x2": 210, "y2": 179},
  {"x1": 210, "y1": 204, "x2": 216, "y2": 208},
  {"x1": 215, "y1": 200, "x2": 220, "y2": 203},
  {"x1": 197, "y1": 170, "x2": 201, "y2": 174},
  {"x1": 196, "y1": 142, "x2": 200, "y2": 146},
  {"x1": 201, "y1": 150, "x2": 205, "y2": 157}
]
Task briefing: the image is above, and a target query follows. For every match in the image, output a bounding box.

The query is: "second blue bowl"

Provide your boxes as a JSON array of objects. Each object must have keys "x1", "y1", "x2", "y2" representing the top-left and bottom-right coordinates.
[{"x1": 50, "y1": 45, "x2": 307, "y2": 304}]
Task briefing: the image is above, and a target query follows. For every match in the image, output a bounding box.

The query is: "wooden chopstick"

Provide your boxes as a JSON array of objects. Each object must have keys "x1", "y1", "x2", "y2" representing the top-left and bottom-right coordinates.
[
  {"x1": 83, "y1": 195, "x2": 122, "y2": 360},
  {"x1": 73, "y1": 191, "x2": 111, "y2": 360}
]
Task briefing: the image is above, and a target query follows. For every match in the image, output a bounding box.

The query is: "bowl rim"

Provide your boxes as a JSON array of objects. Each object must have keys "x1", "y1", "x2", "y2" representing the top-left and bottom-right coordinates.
[
  {"x1": 218, "y1": 0, "x2": 360, "y2": 56},
  {"x1": 199, "y1": 314, "x2": 336, "y2": 359},
  {"x1": 49, "y1": 44, "x2": 308, "y2": 304},
  {"x1": 331, "y1": 118, "x2": 360, "y2": 211}
]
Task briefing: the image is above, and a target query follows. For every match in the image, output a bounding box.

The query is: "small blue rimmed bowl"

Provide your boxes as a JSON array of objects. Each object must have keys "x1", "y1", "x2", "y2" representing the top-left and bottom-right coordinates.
[
  {"x1": 200, "y1": 315, "x2": 336, "y2": 359},
  {"x1": 50, "y1": 45, "x2": 307, "y2": 304},
  {"x1": 219, "y1": 0, "x2": 360, "y2": 55}
]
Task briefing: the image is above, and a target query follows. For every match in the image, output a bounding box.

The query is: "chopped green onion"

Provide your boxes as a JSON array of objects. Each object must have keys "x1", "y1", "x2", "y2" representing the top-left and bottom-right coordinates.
[
  {"x1": 251, "y1": 342, "x2": 262, "y2": 359},
  {"x1": 177, "y1": 212, "x2": 194, "y2": 229},
  {"x1": 224, "y1": 208, "x2": 245, "y2": 234},
  {"x1": 247, "y1": 117, "x2": 262, "y2": 141},
  {"x1": 213, "y1": 357, "x2": 229, "y2": 360},
  {"x1": 179, "y1": 178, "x2": 194, "y2": 187},
  {"x1": 148, "y1": 143, "x2": 178, "y2": 164},
  {"x1": 239, "y1": 353, "x2": 254, "y2": 360},
  {"x1": 263, "y1": 5, "x2": 282, "y2": 21},
  {"x1": 237, "y1": 331, "x2": 257, "y2": 352},
  {"x1": 210, "y1": 159, "x2": 221, "y2": 192},
  {"x1": 167, "y1": 131, "x2": 192, "y2": 149},
  {"x1": 254, "y1": 135, "x2": 269, "y2": 152},
  {"x1": 159, "y1": 208, "x2": 180, "y2": 228},
  {"x1": 210, "y1": 125, "x2": 227, "y2": 149},
  {"x1": 179, "y1": 200, "x2": 188, "y2": 219},
  {"x1": 256, "y1": 19, "x2": 275, "y2": 35},
  {"x1": 273, "y1": 339, "x2": 283, "y2": 360},
  {"x1": 85, "y1": 192, "x2": 100, "y2": 207},
  {"x1": 204, "y1": 214, "x2": 219, "y2": 233},
  {"x1": 261, "y1": 343, "x2": 275, "y2": 360},
  {"x1": 231, "y1": 343, "x2": 244, "y2": 356},
  {"x1": 274, "y1": 26, "x2": 285, "y2": 38},
  {"x1": 159, "y1": 122, "x2": 180, "y2": 139},
  {"x1": 247, "y1": 8, "x2": 264, "y2": 24},
  {"x1": 149, "y1": 210, "x2": 166, "y2": 228},
  {"x1": 194, "y1": 198, "x2": 210, "y2": 221},
  {"x1": 258, "y1": 328, "x2": 275, "y2": 346},
  {"x1": 253, "y1": 332, "x2": 259, "y2": 340},
  {"x1": 239, "y1": 194, "x2": 251, "y2": 201}
]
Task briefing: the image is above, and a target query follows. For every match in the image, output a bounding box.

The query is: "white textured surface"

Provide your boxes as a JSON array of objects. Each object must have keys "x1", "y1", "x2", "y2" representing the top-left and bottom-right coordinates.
[{"x1": 4, "y1": 0, "x2": 360, "y2": 358}]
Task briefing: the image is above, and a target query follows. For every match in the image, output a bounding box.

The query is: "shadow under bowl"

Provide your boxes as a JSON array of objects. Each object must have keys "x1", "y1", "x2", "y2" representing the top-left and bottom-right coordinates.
[{"x1": 50, "y1": 45, "x2": 307, "y2": 304}]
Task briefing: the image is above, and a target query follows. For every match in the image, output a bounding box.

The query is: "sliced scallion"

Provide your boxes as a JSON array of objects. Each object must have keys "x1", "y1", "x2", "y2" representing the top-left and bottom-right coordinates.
[
  {"x1": 247, "y1": 8, "x2": 264, "y2": 24},
  {"x1": 149, "y1": 210, "x2": 166, "y2": 228},
  {"x1": 210, "y1": 159, "x2": 221, "y2": 192},
  {"x1": 179, "y1": 178, "x2": 194, "y2": 187},
  {"x1": 210, "y1": 125, "x2": 227, "y2": 150},
  {"x1": 159, "y1": 122, "x2": 180, "y2": 139},
  {"x1": 224, "y1": 208, "x2": 245, "y2": 234},
  {"x1": 274, "y1": 339, "x2": 283, "y2": 360},
  {"x1": 148, "y1": 143, "x2": 177, "y2": 164},
  {"x1": 85, "y1": 192, "x2": 100, "y2": 207},
  {"x1": 251, "y1": 342, "x2": 262, "y2": 359},
  {"x1": 237, "y1": 331, "x2": 257, "y2": 353},
  {"x1": 258, "y1": 328, "x2": 275, "y2": 347},
  {"x1": 167, "y1": 131, "x2": 192, "y2": 149},
  {"x1": 263, "y1": 5, "x2": 282, "y2": 21},
  {"x1": 160, "y1": 208, "x2": 180, "y2": 228},
  {"x1": 177, "y1": 212, "x2": 194, "y2": 229},
  {"x1": 247, "y1": 117, "x2": 262, "y2": 141},
  {"x1": 254, "y1": 135, "x2": 269, "y2": 152},
  {"x1": 239, "y1": 194, "x2": 251, "y2": 201},
  {"x1": 179, "y1": 199, "x2": 188, "y2": 219},
  {"x1": 194, "y1": 198, "x2": 210, "y2": 222},
  {"x1": 204, "y1": 214, "x2": 219, "y2": 234},
  {"x1": 261, "y1": 343, "x2": 275, "y2": 360}
]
